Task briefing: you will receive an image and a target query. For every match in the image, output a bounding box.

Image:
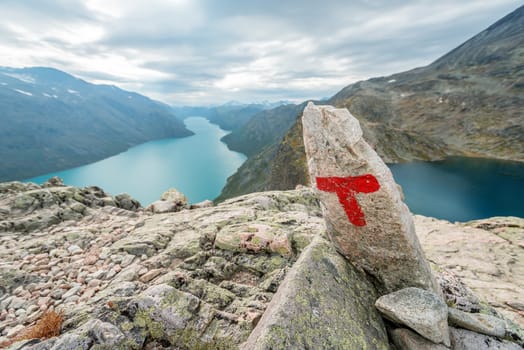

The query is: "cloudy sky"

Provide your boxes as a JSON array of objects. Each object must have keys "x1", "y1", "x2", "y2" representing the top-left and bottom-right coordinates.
[{"x1": 0, "y1": 0, "x2": 521, "y2": 105}]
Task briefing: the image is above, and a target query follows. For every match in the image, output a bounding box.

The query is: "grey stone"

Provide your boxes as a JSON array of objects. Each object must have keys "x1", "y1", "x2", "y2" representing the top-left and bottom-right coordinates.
[
  {"x1": 375, "y1": 287, "x2": 450, "y2": 346},
  {"x1": 83, "y1": 319, "x2": 125, "y2": 346},
  {"x1": 66, "y1": 245, "x2": 82, "y2": 255},
  {"x1": 114, "y1": 193, "x2": 141, "y2": 211},
  {"x1": 111, "y1": 264, "x2": 142, "y2": 283},
  {"x1": 241, "y1": 235, "x2": 389, "y2": 350},
  {"x1": 17, "y1": 338, "x2": 57, "y2": 349},
  {"x1": 390, "y1": 328, "x2": 449, "y2": 350},
  {"x1": 146, "y1": 200, "x2": 180, "y2": 214},
  {"x1": 190, "y1": 200, "x2": 213, "y2": 209},
  {"x1": 160, "y1": 188, "x2": 187, "y2": 205},
  {"x1": 62, "y1": 285, "x2": 81, "y2": 300},
  {"x1": 301, "y1": 102, "x2": 439, "y2": 294},
  {"x1": 8, "y1": 296, "x2": 26, "y2": 309},
  {"x1": 131, "y1": 283, "x2": 215, "y2": 346},
  {"x1": 450, "y1": 327, "x2": 521, "y2": 350},
  {"x1": 49, "y1": 333, "x2": 92, "y2": 350},
  {"x1": 42, "y1": 177, "x2": 64, "y2": 188},
  {"x1": 436, "y1": 269, "x2": 480, "y2": 312},
  {"x1": 449, "y1": 307, "x2": 506, "y2": 338}
]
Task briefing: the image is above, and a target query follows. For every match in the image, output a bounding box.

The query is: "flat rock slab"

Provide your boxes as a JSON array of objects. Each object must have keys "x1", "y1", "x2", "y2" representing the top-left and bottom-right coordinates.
[
  {"x1": 415, "y1": 215, "x2": 524, "y2": 327},
  {"x1": 450, "y1": 327, "x2": 521, "y2": 350},
  {"x1": 449, "y1": 307, "x2": 506, "y2": 338},
  {"x1": 301, "y1": 102, "x2": 438, "y2": 293},
  {"x1": 391, "y1": 328, "x2": 449, "y2": 350},
  {"x1": 242, "y1": 235, "x2": 389, "y2": 350},
  {"x1": 375, "y1": 287, "x2": 450, "y2": 346}
]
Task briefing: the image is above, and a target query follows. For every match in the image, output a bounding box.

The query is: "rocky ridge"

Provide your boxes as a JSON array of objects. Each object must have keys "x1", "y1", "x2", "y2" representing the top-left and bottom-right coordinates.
[
  {"x1": 0, "y1": 179, "x2": 522, "y2": 349},
  {"x1": 216, "y1": 5, "x2": 524, "y2": 202},
  {"x1": 0, "y1": 180, "x2": 326, "y2": 349},
  {"x1": 0, "y1": 67, "x2": 193, "y2": 182}
]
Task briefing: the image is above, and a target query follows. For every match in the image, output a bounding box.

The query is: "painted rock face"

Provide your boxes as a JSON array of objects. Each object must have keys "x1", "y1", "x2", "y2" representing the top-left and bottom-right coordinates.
[{"x1": 301, "y1": 102, "x2": 439, "y2": 294}]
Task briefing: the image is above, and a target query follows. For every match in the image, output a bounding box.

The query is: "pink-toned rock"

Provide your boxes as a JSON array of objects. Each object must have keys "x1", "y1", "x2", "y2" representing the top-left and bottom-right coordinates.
[
  {"x1": 239, "y1": 230, "x2": 272, "y2": 253},
  {"x1": 83, "y1": 254, "x2": 99, "y2": 265},
  {"x1": 33, "y1": 253, "x2": 48, "y2": 261},
  {"x1": 269, "y1": 235, "x2": 292, "y2": 257},
  {"x1": 146, "y1": 200, "x2": 180, "y2": 214},
  {"x1": 79, "y1": 287, "x2": 98, "y2": 301},
  {"x1": 87, "y1": 279, "x2": 101, "y2": 288},
  {"x1": 37, "y1": 296, "x2": 51, "y2": 307},
  {"x1": 34, "y1": 258, "x2": 49, "y2": 266},
  {"x1": 139, "y1": 269, "x2": 163, "y2": 283},
  {"x1": 301, "y1": 102, "x2": 438, "y2": 294}
]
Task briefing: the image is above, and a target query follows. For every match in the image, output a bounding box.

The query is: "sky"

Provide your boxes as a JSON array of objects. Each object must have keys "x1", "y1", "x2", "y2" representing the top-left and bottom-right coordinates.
[{"x1": 0, "y1": 0, "x2": 521, "y2": 105}]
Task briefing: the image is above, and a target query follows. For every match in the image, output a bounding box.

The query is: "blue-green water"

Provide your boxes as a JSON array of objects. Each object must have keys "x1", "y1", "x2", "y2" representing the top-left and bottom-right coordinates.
[
  {"x1": 389, "y1": 157, "x2": 524, "y2": 222},
  {"x1": 25, "y1": 122, "x2": 523, "y2": 222},
  {"x1": 25, "y1": 117, "x2": 246, "y2": 205}
]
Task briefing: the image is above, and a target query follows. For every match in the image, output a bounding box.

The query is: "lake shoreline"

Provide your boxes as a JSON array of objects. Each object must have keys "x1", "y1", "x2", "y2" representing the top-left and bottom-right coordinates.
[{"x1": 24, "y1": 117, "x2": 247, "y2": 205}]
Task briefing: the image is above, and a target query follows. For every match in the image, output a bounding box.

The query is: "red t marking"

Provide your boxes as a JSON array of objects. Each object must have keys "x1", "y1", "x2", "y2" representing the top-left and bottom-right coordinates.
[{"x1": 316, "y1": 174, "x2": 380, "y2": 226}]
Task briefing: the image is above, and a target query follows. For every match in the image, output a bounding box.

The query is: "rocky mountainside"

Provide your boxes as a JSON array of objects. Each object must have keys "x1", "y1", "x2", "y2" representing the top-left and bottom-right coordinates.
[
  {"x1": 220, "y1": 103, "x2": 307, "y2": 157},
  {"x1": 216, "y1": 116, "x2": 309, "y2": 202},
  {"x1": 216, "y1": 5, "x2": 524, "y2": 202},
  {"x1": 0, "y1": 67, "x2": 193, "y2": 182},
  {"x1": 0, "y1": 180, "x2": 522, "y2": 349},
  {"x1": 329, "y1": 4, "x2": 524, "y2": 163}
]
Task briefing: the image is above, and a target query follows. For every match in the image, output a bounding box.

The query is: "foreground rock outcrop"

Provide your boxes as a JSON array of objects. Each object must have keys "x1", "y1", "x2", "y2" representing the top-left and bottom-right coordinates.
[
  {"x1": 302, "y1": 102, "x2": 439, "y2": 294},
  {"x1": 0, "y1": 180, "x2": 523, "y2": 349},
  {"x1": 243, "y1": 235, "x2": 389, "y2": 349},
  {"x1": 416, "y1": 215, "x2": 524, "y2": 328},
  {"x1": 0, "y1": 181, "x2": 328, "y2": 349}
]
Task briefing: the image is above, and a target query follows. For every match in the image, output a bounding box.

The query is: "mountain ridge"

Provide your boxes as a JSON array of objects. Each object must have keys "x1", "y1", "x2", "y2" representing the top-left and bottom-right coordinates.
[
  {"x1": 217, "y1": 4, "x2": 524, "y2": 202},
  {"x1": 0, "y1": 67, "x2": 193, "y2": 182}
]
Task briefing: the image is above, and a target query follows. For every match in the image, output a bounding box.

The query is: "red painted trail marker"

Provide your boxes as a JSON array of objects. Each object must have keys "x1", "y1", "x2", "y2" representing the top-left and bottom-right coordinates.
[{"x1": 316, "y1": 174, "x2": 380, "y2": 226}]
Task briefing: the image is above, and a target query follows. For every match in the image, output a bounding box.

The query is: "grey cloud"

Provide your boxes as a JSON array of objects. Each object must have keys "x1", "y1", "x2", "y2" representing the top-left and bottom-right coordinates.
[
  {"x1": 0, "y1": 0, "x2": 97, "y2": 22},
  {"x1": 0, "y1": 0, "x2": 521, "y2": 104}
]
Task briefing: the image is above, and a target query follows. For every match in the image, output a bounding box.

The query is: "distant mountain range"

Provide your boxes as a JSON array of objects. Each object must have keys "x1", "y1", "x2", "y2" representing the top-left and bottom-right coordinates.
[
  {"x1": 217, "y1": 4, "x2": 524, "y2": 201},
  {"x1": 172, "y1": 100, "x2": 291, "y2": 132},
  {"x1": 0, "y1": 67, "x2": 192, "y2": 181}
]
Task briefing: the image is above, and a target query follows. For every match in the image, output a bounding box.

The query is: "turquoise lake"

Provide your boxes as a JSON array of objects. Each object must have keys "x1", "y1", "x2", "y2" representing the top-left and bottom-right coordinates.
[
  {"x1": 25, "y1": 119, "x2": 523, "y2": 221},
  {"x1": 26, "y1": 117, "x2": 246, "y2": 205},
  {"x1": 389, "y1": 157, "x2": 524, "y2": 222}
]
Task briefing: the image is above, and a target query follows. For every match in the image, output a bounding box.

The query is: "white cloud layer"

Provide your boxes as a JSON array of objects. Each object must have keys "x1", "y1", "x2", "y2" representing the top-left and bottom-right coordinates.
[{"x1": 0, "y1": 0, "x2": 521, "y2": 105}]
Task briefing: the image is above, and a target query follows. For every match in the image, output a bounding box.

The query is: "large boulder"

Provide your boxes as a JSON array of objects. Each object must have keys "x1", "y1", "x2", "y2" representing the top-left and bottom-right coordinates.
[
  {"x1": 415, "y1": 215, "x2": 524, "y2": 327},
  {"x1": 242, "y1": 235, "x2": 389, "y2": 349},
  {"x1": 301, "y1": 102, "x2": 439, "y2": 294},
  {"x1": 160, "y1": 188, "x2": 187, "y2": 205},
  {"x1": 114, "y1": 193, "x2": 141, "y2": 211},
  {"x1": 375, "y1": 287, "x2": 450, "y2": 346},
  {"x1": 146, "y1": 188, "x2": 188, "y2": 213}
]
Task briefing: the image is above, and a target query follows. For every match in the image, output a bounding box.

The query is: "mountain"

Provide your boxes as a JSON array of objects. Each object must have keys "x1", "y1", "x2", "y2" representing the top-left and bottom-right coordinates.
[
  {"x1": 221, "y1": 103, "x2": 306, "y2": 156},
  {"x1": 215, "y1": 103, "x2": 310, "y2": 202},
  {"x1": 216, "y1": 5, "x2": 524, "y2": 201},
  {"x1": 329, "y1": 4, "x2": 524, "y2": 162},
  {"x1": 172, "y1": 100, "x2": 290, "y2": 132},
  {"x1": 0, "y1": 67, "x2": 192, "y2": 181},
  {"x1": 216, "y1": 113, "x2": 309, "y2": 202}
]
